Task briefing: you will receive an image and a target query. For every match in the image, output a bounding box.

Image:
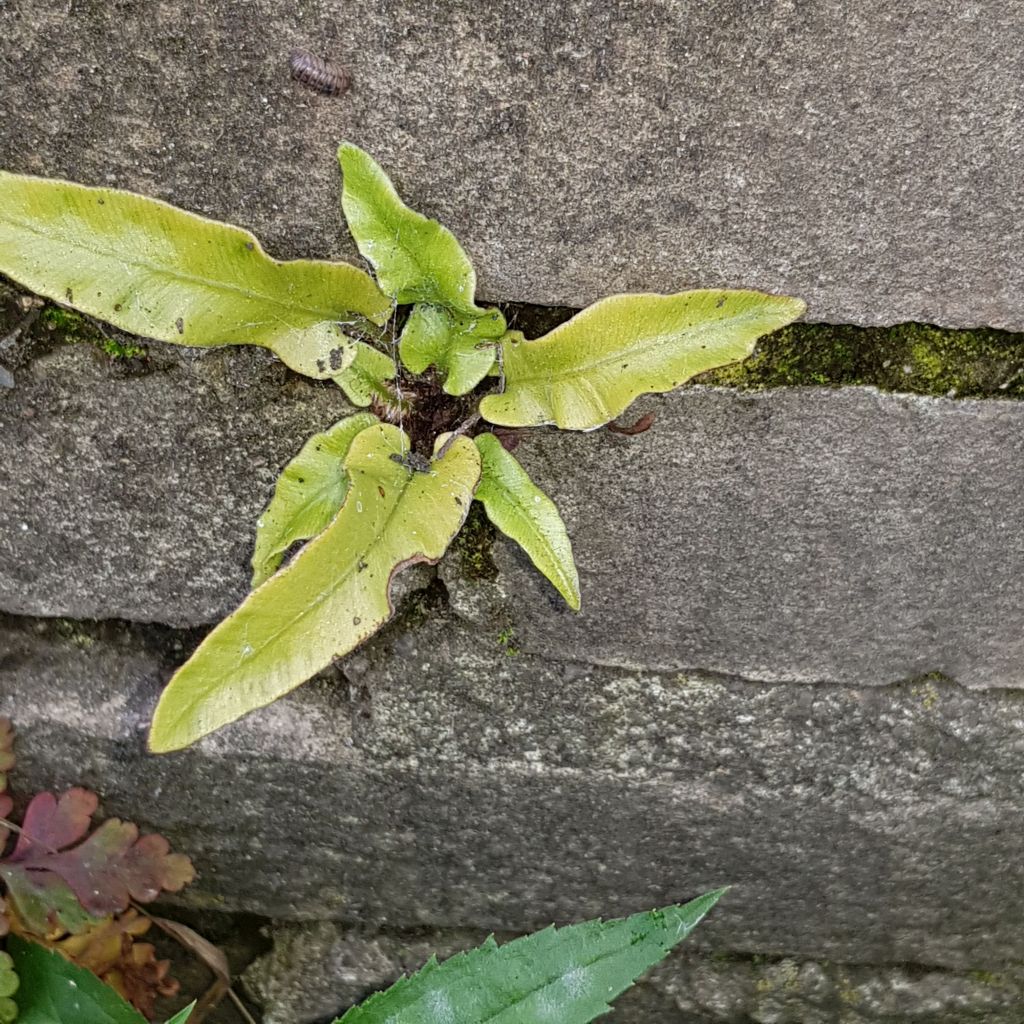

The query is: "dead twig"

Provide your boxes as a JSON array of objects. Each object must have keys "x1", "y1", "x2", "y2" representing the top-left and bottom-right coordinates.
[{"x1": 435, "y1": 411, "x2": 481, "y2": 461}]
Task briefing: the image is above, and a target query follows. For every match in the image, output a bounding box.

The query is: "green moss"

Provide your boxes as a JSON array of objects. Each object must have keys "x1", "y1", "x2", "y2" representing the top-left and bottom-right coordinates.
[
  {"x1": 837, "y1": 974, "x2": 862, "y2": 1006},
  {"x1": 496, "y1": 625, "x2": 519, "y2": 657},
  {"x1": 900, "y1": 670, "x2": 953, "y2": 711},
  {"x1": 448, "y1": 504, "x2": 499, "y2": 582},
  {"x1": 969, "y1": 969, "x2": 1010, "y2": 987},
  {"x1": 697, "y1": 322, "x2": 1024, "y2": 399},
  {"x1": 41, "y1": 304, "x2": 147, "y2": 360},
  {"x1": 54, "y1": 618, "x2": 96, "y2": 651}
]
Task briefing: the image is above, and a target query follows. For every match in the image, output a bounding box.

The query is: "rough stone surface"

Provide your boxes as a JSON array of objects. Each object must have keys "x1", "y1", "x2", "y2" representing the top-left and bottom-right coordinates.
[
  {"x1": 242, "y1": 922, "x2": 1024, "y2": 1024},
  {"x1": 1, "y1": 1, "x2": 1023, "y2": 328},
  {"x1": 5, "y1": 613, "x2": 1024, "y2": 976},
  {"x1": 4, "y1": 328, "x2": 1024, "y2": 688},
  {"x1": 0, "y1": 337, "x2": 345, "y2": 625}
]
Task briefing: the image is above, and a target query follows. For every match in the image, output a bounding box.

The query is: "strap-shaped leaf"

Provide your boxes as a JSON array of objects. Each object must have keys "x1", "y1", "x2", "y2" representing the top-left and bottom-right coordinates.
[
  {"x1": 473, "y1": 433, "x2": 580, "y2": 610},
  {"x1": 335, "y1": 890, "x2": 725, "y2": 1024},
  {"x1": 149, "y1": 424, "x2": 481, "y2": 752},
  {"x1": 0, "y1": 171, "x2": 391, "y2": 378},
  {"x1": 480, "y1": 290, "x2": 806, "y2": 430},
  {"x1": 338, "y1": 143, "x2": 481, "y2": 313},
  {"x1": 334, "y1": 342, "x2": 397, "y2": 406},
  {"x1": 400, "y1": 304, "x2": 506, "y2": 396},
  {"x1": 251, "y1": 413, "x2": 379, "y2": 587}
]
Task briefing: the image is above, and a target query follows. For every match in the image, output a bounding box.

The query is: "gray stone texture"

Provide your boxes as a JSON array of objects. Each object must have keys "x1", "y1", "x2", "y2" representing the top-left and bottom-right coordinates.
[
  {"x1": 1, "y1": 0, "x2": 1023, "y2": 328},
  {"x1": 4, "y1": 327, "x2": 1024, "y2": 689},
  {"x1": 242, "y1": 922, "x2": 1024, "y2": 1024},
  {"x1": 6, "y1": 612, "x2": 1024, "y2": 981},
  {"x1": 4, "y1": 2, "x2": 1024, "y2": 1019}
]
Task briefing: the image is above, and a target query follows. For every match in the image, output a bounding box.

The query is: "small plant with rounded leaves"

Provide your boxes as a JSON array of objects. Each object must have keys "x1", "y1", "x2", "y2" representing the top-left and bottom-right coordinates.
[{"x1": 0, "y1": 146, "x2": 804, "y2": 751}]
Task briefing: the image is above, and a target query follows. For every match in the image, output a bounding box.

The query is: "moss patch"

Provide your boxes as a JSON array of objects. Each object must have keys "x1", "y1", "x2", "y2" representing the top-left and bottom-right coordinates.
[
  {"x1": 447, "y1": 503, "x2": 499, "y2": 582},
  {"x1": 697, "y1": 322, "x2": 1024, "y2": 399},
  {"x1": 40, "y1": 304, "x2": 148, "y2": 360},
  {"x1": 496, "y1": 625, "x2": 519, "y2": 657}
]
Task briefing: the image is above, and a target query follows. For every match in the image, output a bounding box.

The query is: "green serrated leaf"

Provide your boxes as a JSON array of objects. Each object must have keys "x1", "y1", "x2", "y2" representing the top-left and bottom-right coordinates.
[
  {"x1": 400, "y1": 304, "x2": 506, "y2": 395},
  {"x1": 7, "y1": 935, "x2": 146, "y2": 1024},
  {"x1": 335, "y1": 890, "x2": 726, "y2": 1024},
  {"x1": 480, "y1": 290, "x2": 806, "y2": 430},
  {"x1": 473, "y1": 433, "x2": 580, "y2": 610},
  {"x1": 334, "y1": 342, "x2": 397, "y2": 407},
  {"x1": 338, "y1": 144, "x2": 482, "y2": 314},
  {"x1": 149, "y1": 424, "x2": 481, "y2": 752},
  {"x1": 0, "y1": 171, "x2": 391, "y2": 379},
  {"x1": 251, "y1": 413, "x2": 380, "y2": 587},
  {"x1": 164, "y1": 1003, "x2": 196, "y2": 1024}
]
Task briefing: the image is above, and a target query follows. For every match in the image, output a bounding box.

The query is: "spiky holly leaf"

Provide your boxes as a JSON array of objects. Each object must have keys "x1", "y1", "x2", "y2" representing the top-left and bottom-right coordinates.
[
  {"x1": 251, "y1": 412, "x2": 380, "y2": 587},
  {"x1": 480, "y1": 290, "x2": 806, "y2": 430},
  {"x1": 334, "y1": 342, "x2": 397, "y2": 407},
  {"x1": 335, "y1": 890, "x2": 726, "y2": 1023},
  {"x1": 0, "y1": 172, "x2": 390, "y2": 379},
  {"x1": 149, "y1": 424, "x2": 481, "y2": 752},
  {"x1": 473, "y1": 433, "x2": 580, "y2": 610},
  {"x1": 0, "y1": 788, "x2": 195, "y2": 935}
]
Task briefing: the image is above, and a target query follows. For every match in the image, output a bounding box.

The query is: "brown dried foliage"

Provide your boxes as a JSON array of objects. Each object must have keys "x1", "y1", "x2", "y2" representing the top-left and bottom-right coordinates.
[{"x1": 0, "y1": 718, "x2": 196, "y2": 1016}]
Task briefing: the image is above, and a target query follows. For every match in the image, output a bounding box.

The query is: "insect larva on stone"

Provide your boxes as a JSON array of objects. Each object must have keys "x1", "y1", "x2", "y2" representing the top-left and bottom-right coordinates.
[{"x1": 289, "y1": 50, "x2": 351, "y2": 96}]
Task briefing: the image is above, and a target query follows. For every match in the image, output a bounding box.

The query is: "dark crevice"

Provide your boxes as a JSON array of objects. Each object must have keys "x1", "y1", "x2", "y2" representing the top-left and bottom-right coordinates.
[{"x1": 6, "y1": 276, "x2": 1024, "y2": 401}]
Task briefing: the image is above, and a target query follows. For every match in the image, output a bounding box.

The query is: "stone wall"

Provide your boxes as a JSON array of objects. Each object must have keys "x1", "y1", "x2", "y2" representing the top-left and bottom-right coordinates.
[
  {"x1": 2, "y1": 2, "x2": 1024, "y2": 1022},
  {"x1": 1, "y1": 0, "x2": 1022, "y2": 328}
]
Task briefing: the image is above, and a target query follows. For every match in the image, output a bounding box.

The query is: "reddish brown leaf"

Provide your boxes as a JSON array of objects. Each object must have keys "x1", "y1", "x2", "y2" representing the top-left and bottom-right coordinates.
[
  {"x1": 44, "y1": 819, "x2": 194, "y2": 915},
  {"x1": 1, "y1": 788, "x2": 195, "y2": 934},
  {"x1": 0, "y1": 718, "x2": 196, "y2": 1013},
  {"x1": 12, "y1": 788, "x2": 97, "y2": 856}
]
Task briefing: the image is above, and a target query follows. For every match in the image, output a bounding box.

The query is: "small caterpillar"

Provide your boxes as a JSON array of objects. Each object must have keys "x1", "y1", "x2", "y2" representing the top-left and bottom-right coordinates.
[{"x1": 289, "y1": 50, "x2": 351, "y2": 96}]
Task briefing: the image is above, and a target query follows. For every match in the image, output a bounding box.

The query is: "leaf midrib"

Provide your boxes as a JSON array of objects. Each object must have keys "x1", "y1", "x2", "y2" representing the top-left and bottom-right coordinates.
[
  {"x1": 1, "y1": 210, "x2": 370, "y2": 324},
  {"x1": 506, "y1": 307, "x2": 771, "y2": 386},
  {"x1": 190, "y1": 469, "x2": 415, "y2": 691},
  {"x1": 437, "y1": 924, "x2": 685, "y2": 1024}
]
